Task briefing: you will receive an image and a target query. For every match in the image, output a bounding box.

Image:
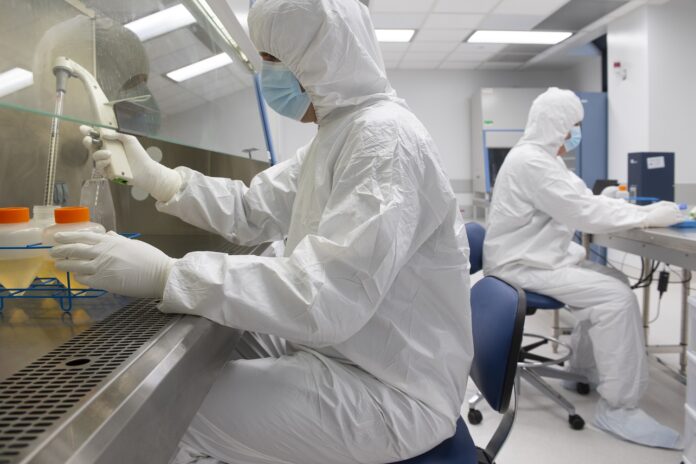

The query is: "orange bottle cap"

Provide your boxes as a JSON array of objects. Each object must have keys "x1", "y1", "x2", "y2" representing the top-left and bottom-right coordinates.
[
  {"x1": 0, "y1": 207, "x2": 30, "y2": 224},
  {"x1": 618, "y1": 185, "x2": 627, "y2": 191},
  {"x1": 54, "y1": 206, "x2": 90, "y2": 224}
]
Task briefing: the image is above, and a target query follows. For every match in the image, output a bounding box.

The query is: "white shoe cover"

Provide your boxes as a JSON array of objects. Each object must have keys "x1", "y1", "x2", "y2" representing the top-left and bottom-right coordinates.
[{"x1": 592, "y1": 399, "x2": 682, "y2": 450}]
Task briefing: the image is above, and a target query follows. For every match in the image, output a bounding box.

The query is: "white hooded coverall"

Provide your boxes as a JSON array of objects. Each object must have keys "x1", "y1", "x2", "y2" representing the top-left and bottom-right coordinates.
[
  {"x1": 483, "y1": 88, "x2": 650, "y2": 413},
  {"x1": 162, "y1": 0, "x2": 473, "y2": 463}
]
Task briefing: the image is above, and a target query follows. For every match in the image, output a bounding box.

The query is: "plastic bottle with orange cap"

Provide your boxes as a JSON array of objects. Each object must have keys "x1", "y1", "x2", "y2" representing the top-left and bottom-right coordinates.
[
  {"x1": 42, "y1": 207, "x2": 106, "y2": 289},
  {"x1": 0, "y1": 207, "x2": 45, "y2": 292}
]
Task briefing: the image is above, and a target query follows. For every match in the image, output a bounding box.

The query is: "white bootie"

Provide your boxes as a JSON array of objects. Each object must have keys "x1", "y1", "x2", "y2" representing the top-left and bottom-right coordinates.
[{"x1": 593, "y1": 399, "x2": 681, "y2": 450}]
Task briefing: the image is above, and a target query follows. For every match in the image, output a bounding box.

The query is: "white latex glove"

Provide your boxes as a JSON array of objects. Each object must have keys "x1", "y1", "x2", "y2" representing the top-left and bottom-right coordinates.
[
  {"x1": 642, "y1": 203, "x2": 683, "y2": 228},
  {"x1": 80, "y1": 125, "x2": 182, "y2": 202},
  {"x1": 641, "y1": 200, "x2": 677, "y2": 212},
  {"x1": 50, "y1": 231, "x2": 176, "y2": 298}
]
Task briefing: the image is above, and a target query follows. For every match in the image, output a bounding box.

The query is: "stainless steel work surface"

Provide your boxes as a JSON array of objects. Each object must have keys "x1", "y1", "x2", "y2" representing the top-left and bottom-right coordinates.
[
  {"x1": 593, "y1": 227, "x2": 696, "y2": 270},
  {"x1": 0, "y1": 296, "x2": 240, "y2": 464}
]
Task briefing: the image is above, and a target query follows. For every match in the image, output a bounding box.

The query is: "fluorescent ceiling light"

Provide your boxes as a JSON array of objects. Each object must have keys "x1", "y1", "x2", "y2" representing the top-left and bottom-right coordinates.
[
  {"x1": 125, "y1": 4, "x2": 196, "y2": 41},
  {"x1": 375, "y1": 29, "x2": 415, "y2": 43},
  {"x1": 468, "y1": 30, "x2": 572, "y2": 45},
  {"x1": 166, "y1": 53, "x2": 233, "y2": 82},
  {"x1": 0, "y1": 67, "x2": 33, "y2": 98}
]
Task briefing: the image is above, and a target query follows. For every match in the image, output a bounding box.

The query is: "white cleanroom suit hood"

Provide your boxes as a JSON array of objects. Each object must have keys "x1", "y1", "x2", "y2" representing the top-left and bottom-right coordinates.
[
  {"x1": 483, "y1": 88, "x2": 680, "y2": 449},
  {"x1": 160, "y1": 0, "x2": 474, "y2": 462}
]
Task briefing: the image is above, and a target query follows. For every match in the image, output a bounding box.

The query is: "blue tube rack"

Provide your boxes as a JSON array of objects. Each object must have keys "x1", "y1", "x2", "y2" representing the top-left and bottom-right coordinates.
[{"x1": 0, "y1": 233, "x2": 140, "y2": 312}]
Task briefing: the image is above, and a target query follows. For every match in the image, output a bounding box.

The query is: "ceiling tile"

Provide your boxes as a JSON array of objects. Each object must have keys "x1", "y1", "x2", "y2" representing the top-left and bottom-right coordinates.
[
  {"x1": 381, "y1": 50, "x2": 406, "y2": 61},
  {"x1": 414, "y1": 29, "x2": 472, "y2": 42},
  {"x1": 439, "y1": 61, "x2": 481, "y2": 70},
  {"x1": 494, "y1": 0, "x2": 570, "y2": 16},
  {"x1": 383, "y1": 59, "x2": 401, "y2": 69},
  {"x1": 423, "y1": 13, "x2": 484, "y2": 29},
  {"x1": 402, "y1": 50, "x2": 452, "y2": 61},
  {"x1": 448, "y1": 43, "x2": 506, "y2": 60},
  {"x1": 370, "y1": 0, "x2": 436, "y2": 13},
  {"x1": 478, "y1": 62, "x2": 522, "y2": 70},
  {"x1": 380, "y1": 42, "x2": 410, "y2": 53},
  {"x1": 434, "y1": 0, "x2": 500, "y2": 14},
  {"x1": 477, "y1": 14, "x2": 546, "y2": 30},
  {"x1": 398, "y1": 61, "x2": 443, "y2": 69},
  {"x1": 408, "y1": 41, "x2": 460, "y2": 52},
  {"x1": 370, "y1": 12, "x2": 427, "y2": 29}
]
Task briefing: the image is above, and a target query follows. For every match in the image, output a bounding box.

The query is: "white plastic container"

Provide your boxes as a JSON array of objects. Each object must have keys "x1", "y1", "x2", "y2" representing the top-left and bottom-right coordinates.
[
  {"x1": 31, "y1": 205, "x2": 57, "y2": 281},
  {"x1": 685, "y1": 404, "x2": 696, "y2": 464},
  {"x1": 0, "y1": 207, "x2": 44, "y2": 291},
  {"x1": 42, "y1": 207, "x2": 105, "y2": 289}
]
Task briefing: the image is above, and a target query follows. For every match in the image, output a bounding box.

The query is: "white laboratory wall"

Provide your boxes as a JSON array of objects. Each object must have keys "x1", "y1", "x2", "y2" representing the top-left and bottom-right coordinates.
[{"x1": 607, "y1": 0, "x2": 696, "y2": 200}]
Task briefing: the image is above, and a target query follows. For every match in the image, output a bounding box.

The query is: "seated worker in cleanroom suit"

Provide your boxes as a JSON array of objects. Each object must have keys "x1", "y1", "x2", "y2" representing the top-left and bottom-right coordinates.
[
  {"x1": 50, "y1": 0, "x2": 474, "y2": 463},
  {"x1": 484, "y1": 87, "x2": 683, "y2": 449}
]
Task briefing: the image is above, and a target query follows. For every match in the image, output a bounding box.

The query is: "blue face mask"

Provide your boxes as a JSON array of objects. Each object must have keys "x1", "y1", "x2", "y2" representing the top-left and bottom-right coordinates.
[
  {"x1": 260, "y1": 61, "x2": 311, "y2": 121},
  {"x1": 564, "y1": 126, "x2": 582, "y2": 152}
]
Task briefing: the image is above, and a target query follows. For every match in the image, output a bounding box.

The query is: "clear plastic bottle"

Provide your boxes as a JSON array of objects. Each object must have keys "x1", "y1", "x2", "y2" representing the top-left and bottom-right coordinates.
[
  {"x1": 42, "y1": 207, "x2": 106, "y2": 289},
  {"x1": 0, "y1": 207, "x2": 44, "y2": 291},
  {"x1": 31, "y1": 205, "x2": 58, "y2": 282},
  {"x1": 80, "y1": 169, "x2": 117, "y2": 232},
  {"x1": 616, "y1": 185, "x2": 629, "y2": 202}
]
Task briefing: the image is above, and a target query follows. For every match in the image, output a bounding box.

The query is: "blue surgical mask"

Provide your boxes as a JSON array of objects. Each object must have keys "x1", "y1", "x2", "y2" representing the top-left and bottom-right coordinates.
[
  {"x1": 260, "y1": 61, "x2": 311, "y2": 121},
  {"x1": 564, "y1": 126, "x2": 582, "y2": 152}
]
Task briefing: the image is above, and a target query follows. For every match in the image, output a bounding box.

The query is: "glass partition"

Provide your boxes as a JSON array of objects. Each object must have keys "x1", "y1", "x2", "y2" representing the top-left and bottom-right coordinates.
[{"x1": 0, "y1": 0, "x2": 268, "y2": 161}]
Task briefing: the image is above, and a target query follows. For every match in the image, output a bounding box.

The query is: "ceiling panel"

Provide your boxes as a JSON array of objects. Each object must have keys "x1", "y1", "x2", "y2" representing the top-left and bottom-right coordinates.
[
  {"x1": 439, "y1": 61, "x2": 481, "y2": 70},
  {"x1": 413, "y1": 29, "x2": 472, "y2": 42},
  {"x1": 402, "y1": 50, "x2": 452, "y2": 61},
  {"x1": 477, "y1": 14, "x2": 546, "y2": 30},
  {"x1": 422, "y1": 13, "x2": 484, "y2": 30},
  {"x1": 399, "y1": 61, "x2": 445, "y2": 69},
  {"x1": 494, "y1": 0, "x2": 570, "y2": 16},
  {"x1": 379, "y1": 42, "x2": 410, "y2": 53},
  {"x1": 370, "y1": 0, "x2": 436, "y2": 13},
  {"x1": 478, "y1": 62, "x2": 523, "y2": 70},
  {"x1": 408, "y1": 41, "x2": 460, "y2": 52},
  {"x1": 433, "y1": 0, "x2": 501, "y2": 14},
  {"x1": 370, "y1": 13, "x2": 427, "y2": 29},
  {"x1": 535, "y1": 0, "x2": 629, "y2": 31}
]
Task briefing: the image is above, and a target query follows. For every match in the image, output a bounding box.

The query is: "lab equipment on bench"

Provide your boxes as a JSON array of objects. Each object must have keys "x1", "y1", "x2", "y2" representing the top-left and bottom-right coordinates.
[
  {"x1": 628, "y1": 152, "x2": 675, "y2": 205},
  {"x1": 0, "y1": 208, "x2": 44, "y2": 292},
  {"x1": 80, "y1": 169, "x2": 117, "y2": 232},
  {"x1": 52, "y1": 56, "x2": 134, "y2": 184}
]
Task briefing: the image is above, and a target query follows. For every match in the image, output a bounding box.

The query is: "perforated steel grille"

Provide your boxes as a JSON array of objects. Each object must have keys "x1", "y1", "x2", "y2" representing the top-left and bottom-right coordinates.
[{"x1": 0, "y1": 299, "x2": 173, "y2": 464}]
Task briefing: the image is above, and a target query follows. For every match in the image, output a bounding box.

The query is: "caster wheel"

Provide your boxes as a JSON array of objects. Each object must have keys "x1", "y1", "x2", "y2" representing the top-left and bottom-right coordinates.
[
  {"x1": 468, "y1": 408, "x2": 483, "y2": 425},
  {"x1": 576, "y1": 383, "x2": 591, "y2": 395},
  {"x1": 569, "y1": 414, "x2": 585, "y2": 430}
]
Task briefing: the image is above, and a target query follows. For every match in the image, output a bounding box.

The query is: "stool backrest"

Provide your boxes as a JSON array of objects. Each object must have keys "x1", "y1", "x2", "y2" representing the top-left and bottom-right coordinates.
[
  {"x1": 464, "y1": 222, "x2": 485, "y2": 274},
  {"x1": 470, "y1": 276, "x2": 526, "y2": 413}
]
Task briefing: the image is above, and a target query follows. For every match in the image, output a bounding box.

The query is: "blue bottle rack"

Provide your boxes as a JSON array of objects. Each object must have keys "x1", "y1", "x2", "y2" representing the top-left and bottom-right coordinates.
[{"x1": 0, "y1": 233, "x2": 140, "y2": 312}]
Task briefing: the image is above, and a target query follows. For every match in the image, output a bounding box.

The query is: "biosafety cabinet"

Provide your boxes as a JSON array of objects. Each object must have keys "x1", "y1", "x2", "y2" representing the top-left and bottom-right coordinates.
[
  {"x1": 471, "y1": 88, "x2": 608, "y2": 216},
  {"x1": 0, "y1": 2, "x2": 274, "y2": 463}
]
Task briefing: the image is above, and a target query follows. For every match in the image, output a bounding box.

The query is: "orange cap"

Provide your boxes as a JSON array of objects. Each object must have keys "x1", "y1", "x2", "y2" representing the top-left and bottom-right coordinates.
[
  {"x1": 618, "y1": 185, "x2": 627, "y2": 191},
  {"x1": 54, "y1": 206, "x2": 90, "y2": 224},
  {"x1": 0, "y1": 207, "x2": 30, "y2": 224}
]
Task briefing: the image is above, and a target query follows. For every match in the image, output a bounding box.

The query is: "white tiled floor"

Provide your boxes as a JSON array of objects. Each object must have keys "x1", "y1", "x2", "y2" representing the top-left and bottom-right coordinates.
[{"x1": 463, "y1": 309, "x2": 685, "y2": 464}]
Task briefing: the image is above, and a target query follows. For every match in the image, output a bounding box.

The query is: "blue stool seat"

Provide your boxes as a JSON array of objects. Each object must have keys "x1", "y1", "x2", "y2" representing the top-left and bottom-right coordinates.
[
  {"x1": 524, "y1": 291, "x2": 563, "y2": 310},
  {"x1": 397, "y1": 419, "x2": 479, "y2": 464}
]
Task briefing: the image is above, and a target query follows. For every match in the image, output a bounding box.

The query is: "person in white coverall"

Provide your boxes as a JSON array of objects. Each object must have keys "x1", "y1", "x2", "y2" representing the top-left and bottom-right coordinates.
[
  {"x1": 484, "y1": 87, "x2": 683, "y2": 449},
  {"x1": 50, "y1": 0, "x2": 473, "y2": 462}
]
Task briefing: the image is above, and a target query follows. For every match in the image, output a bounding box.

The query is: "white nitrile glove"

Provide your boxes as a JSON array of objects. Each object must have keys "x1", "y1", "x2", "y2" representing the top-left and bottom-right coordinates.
[
  {"x1": 50, "y1": 231, "x2": 176, "y2": 298},
  {"x1": 642, "y1": 203, "x2": 683, "y2": 228},
  {"x1": 641, "y1": 201, "x2": 676, "y2": 212},
  {"x1": 80, "y1": 125, "x2": 182, "y2": 202}
]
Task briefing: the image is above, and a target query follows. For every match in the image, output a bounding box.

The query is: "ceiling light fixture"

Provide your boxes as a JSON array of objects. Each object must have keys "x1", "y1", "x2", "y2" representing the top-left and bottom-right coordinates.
[
  {"x1": 375, "y1": 29, "x2": 416, "y2": 43},
  {"x1": 467, "y1": 30, "x2": 572, "y2": 45},
  {"x1": 0, "y1": 67, "x2": 33, "y2": 98},
  {"x1": 166, "y1": 53, "x2": 233, "y2": 82},
  {"x1": 125, "y1": 4, "x2": 196, "y2": 41}
]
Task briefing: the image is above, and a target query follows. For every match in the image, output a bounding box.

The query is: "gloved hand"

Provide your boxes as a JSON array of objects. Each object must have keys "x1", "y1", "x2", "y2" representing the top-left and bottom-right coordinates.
[
  {"x1": 80, "y1": 125, "x2": 182, "y2": 202},
  {"x1": 641, "y1": 200, "x2": 677, "y2": 212},
  {"x1": 50, "y1": 231, "x2": 176, "y2": 298},
  {"x1": 642, "y1": 203, "x2": 683, "y2": 228}
]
